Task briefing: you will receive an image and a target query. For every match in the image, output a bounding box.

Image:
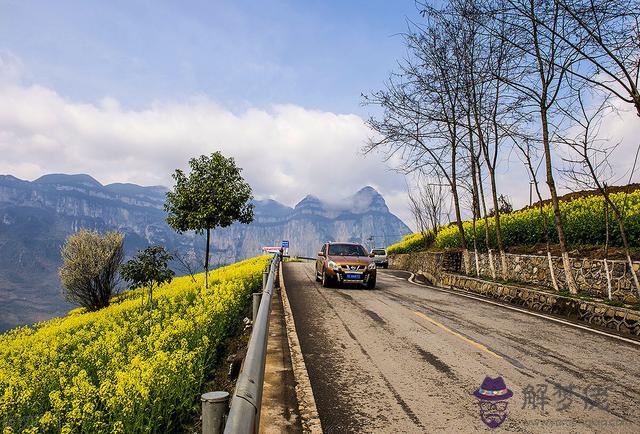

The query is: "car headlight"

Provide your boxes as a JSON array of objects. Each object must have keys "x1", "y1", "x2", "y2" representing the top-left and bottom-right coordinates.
[
  {"x1": 328, "y1": 261, "x2": 341, "y2": 271},
  {"x1": 368, "y1": 262, "x2": 376, "y2": 270}
]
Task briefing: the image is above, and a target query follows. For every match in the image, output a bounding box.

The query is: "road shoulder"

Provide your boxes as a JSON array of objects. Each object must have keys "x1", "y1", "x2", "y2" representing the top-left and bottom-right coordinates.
[
  {"x1": 279, "y1": 261, "x2": 322, "y2": 433},
  {"x1": 259, "y1": 278, "x2": 305, "y2": 433}
]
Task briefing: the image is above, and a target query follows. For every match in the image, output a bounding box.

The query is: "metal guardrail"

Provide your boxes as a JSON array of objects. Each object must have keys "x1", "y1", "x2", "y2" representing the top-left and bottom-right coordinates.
[{"x1": 213, "y1": 253, "x2": 279, "y2": 434}]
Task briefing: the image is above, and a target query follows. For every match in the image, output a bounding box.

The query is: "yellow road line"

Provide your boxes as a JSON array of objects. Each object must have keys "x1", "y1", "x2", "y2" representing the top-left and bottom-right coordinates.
[{"x1": 414, "y1": 311, "x2": 502, "y2": 359}]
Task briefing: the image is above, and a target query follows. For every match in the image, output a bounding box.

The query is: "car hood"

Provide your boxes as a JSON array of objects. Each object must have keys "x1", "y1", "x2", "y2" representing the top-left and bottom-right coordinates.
[{"x1": 328, "y1": 255, "x2": 372, "y2": 265}]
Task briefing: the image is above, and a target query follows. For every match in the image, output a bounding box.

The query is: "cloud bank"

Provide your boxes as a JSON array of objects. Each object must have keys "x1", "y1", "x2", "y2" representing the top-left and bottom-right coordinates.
[{"x1": 0, "y1": 78, "x2": 412, "y2": 224}]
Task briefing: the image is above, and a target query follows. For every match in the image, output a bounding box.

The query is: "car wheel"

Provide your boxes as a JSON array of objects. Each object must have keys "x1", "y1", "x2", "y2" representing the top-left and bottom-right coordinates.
[
  {"x1": 367, "y1": 277, "x2": 376, "y2": 289},
  {"x1": 321, "y1": 269, "x2": 331, "y2": 287},
  {"x1": 315, "y1": 269, "x2": 321, "y2": 282}
]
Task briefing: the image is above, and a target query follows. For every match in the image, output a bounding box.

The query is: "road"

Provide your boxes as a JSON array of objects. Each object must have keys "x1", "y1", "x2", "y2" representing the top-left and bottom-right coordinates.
[{"x1": 283, "y1": 261, "x2": 640, "y2": 433}]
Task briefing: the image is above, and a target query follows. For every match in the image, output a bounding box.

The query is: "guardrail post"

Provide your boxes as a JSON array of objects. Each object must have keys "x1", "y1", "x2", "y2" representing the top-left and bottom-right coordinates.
[
  {"x1": 262, "y1": 271, "x2": 269, "y2": 290},
  {"x1": 201, "y1": 391, "x2": 229, "y2": 434},
  {"x1": 252, "y1": 292, "x2": 262, "y2": 323}
]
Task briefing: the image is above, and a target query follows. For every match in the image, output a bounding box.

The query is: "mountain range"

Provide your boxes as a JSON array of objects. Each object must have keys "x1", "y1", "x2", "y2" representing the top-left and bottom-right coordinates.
[{"x1": 0, "y1": 173, "x2": 411, "y2": 331}]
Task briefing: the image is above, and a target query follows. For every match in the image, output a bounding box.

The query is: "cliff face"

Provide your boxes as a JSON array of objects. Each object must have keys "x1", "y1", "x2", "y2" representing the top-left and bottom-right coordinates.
[{"x1": 0, "y1": 174, "x2": 411, "y2": 330}]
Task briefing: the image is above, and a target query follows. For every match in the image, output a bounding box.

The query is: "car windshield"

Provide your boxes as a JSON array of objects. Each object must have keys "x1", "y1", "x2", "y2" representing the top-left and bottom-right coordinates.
[
  {"x1": 328, "y1": 244, "x2": 367, "y2": 256},
  {"x1": 372, "y1": 249, "x2": 386, "y2": 255}
]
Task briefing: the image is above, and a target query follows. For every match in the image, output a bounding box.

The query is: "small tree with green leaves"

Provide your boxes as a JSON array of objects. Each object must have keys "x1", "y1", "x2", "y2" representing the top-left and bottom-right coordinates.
[
  {"x1": 165, "y1": 152, "x2": 254, "y2": 288},
  {"x1": 120, "y1": 245, "x2": 174, "y2": 319},
  {"x1": 59, "y1": 229, "x2": 124, "y2": 311}
]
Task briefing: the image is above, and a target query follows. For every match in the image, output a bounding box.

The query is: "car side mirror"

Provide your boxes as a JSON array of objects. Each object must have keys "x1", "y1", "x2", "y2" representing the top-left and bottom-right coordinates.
[{"x1": 318, "y1": 251, "x2": 324, "y2": 257}]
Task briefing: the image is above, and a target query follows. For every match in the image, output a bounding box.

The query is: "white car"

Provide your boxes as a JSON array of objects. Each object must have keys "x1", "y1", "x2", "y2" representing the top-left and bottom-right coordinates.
[{"x1": 370, "y1": 248, "x2": 388, "y2": 269}]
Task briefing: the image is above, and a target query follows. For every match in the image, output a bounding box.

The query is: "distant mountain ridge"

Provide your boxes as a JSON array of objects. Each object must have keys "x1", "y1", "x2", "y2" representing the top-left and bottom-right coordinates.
[{"x1": 0, "y1": 173, "x2": 411, "y2": 331}]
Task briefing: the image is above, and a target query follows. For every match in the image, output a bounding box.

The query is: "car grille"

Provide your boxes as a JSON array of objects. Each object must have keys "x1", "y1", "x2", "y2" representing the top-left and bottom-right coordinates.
[{"x1": 343, "y1": 265, "x2": 365, "y2": 271}]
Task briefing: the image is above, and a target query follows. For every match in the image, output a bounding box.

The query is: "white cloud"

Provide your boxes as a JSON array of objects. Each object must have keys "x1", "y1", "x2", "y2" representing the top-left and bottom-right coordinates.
[{"x1": 0, "y1": 79, "x2": 412, "y2": 225}]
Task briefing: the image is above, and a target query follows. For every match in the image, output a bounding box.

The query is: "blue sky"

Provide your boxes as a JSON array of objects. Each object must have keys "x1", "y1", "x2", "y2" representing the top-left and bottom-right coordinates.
[
  {"x1": 1, "y1": 0, "x2": 637, "y2": 228},
  {"x1": 0, "y1": 0, "x2": 416, "y2": 114},
  {"x1": 0, "y1": 0, "x2": 429, "y2": 226}
]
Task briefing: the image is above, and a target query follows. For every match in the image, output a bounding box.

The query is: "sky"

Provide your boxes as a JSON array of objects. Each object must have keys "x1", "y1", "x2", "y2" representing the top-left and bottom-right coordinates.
[{"x1": 0, "y1": 0, "x2": 638, "y2": 230}]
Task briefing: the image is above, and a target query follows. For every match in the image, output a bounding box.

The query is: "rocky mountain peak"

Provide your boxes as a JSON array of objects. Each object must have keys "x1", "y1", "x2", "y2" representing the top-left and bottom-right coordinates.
[
  {"x1": 350, "y1": 185, "x2": 388, "y2": 213},
  {"x1": 34, "y1": 173, "x2": 102, "y2": 188},
  {"x1": 294, "y1": 194, "x2": 325, "y2": 215}
]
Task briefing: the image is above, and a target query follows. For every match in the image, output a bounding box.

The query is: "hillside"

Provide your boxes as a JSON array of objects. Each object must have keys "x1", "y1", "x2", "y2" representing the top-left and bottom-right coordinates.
[
  {"x1": 0, "y1": 174, "x2": 411, "y2": 330},
  {"x1": 0, "y1": 256, "x2": 268, "y2": 433},
  {"x1": 388, "y1": 188, "x2": 640, "y2": 255}
]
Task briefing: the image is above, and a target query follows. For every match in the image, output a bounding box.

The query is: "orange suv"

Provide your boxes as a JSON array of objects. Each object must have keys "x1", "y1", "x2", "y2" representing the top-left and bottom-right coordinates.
[{"x1": 315, "y1": 242, "x2": 377, "y2": 289}]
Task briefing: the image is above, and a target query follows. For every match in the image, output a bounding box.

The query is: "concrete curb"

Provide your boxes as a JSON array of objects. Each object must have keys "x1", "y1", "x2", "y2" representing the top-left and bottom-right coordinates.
[{"x1": 279, "y1": 263, "x2": 322, "y2": 433}]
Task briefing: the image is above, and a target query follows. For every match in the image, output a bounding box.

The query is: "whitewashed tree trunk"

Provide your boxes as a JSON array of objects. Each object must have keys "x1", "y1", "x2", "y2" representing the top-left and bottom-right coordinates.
[
  {"x1": 603, "y1": 259, "x2": 612, "y2": 300},
  {"x1": 474, "y1": 249, "x2": 480, "y2": 276},
  {"x1": 488, "y1": 249, "x2": 497, "y2": 280},
  {"x1": 547, "y1": 252, "x2": 559, "y2": 293},
  {"x1": 462, "y1": 249, "x2": 471, "y2": 275},
  {"x1": 561, "y1": 252, "x2": 578, "y2": 294},
  {"x1": 500, "y1": 253, "x2": 508, "y2": 280},
  {"x1": 625, "y1": 253, "x2": 640, "y2": 299}
]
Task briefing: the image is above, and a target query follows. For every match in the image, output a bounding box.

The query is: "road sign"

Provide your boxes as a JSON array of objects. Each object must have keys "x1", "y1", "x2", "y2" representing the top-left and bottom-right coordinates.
[{"x1": 281, "y1": 240, "x2": 289, "y2": 248}]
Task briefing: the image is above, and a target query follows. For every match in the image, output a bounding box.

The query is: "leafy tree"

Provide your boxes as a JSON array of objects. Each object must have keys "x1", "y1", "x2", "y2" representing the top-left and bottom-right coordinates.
[
  {"x1": 59, "y1": 229, "x2": 124, "y2": 311},
  {"x1": 165, "y1": 152, "x2": 254, "y2": 288},
  {"x1": 121, "y1": 245, "x2": 174, "y2": 318}
]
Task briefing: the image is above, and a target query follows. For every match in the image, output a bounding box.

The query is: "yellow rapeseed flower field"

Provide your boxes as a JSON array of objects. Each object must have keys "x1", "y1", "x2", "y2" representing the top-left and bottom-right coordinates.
[
  {"x1": 387, "y1": 190, "x2": 640, "y2": 253},
  {"x1": 0, "y1": 255, "x2": 271, "y2": 433}
]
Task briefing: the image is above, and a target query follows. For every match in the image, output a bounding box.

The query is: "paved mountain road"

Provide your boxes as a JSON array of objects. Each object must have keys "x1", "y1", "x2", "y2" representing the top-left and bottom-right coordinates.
[{"x1": 283, "y1": 261, "x2": 640, "y2": 433}]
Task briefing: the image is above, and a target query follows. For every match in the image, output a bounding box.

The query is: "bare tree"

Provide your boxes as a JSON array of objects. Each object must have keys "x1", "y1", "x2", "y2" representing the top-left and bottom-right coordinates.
[
  {"x1": 364, "y1": 12, "x2": 473, "y2": 273},
  {"x1": 408, "y1": 174, "x2": 449, "y2": 248},
  {"x1": 477, "y1": 0, "x2": 581, "y2": 293},
  {"x1": 407, "y1": 174, "x2": 447, "y2": 236},
  {"x1": 560, "y1": 91, "x2": 640, "y2": 297},
  {"x1": 516, "y1": 138, "x2": 561, "y2": 292},
  {"x1": 173, "y1": 249, "x2": 201, "y2": 283},
  {"x1": 509, "y1": 0, "x2": 640, "y2": 117},
  {"x1": 453, "y1": 0, "x2": 516, "y2": 279}
]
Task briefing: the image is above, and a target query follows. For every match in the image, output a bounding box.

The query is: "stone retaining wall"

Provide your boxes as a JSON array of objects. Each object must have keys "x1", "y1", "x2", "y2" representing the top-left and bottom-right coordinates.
[
  {"x1": 441, "y1": 273, "x2": 640, "y2": 336},
  {"x1": 390, "y1": 251, "x2": 640, "y2": 304},
  {"x1": 471, "y1": 252, "x2": 640, "y2": 303}
]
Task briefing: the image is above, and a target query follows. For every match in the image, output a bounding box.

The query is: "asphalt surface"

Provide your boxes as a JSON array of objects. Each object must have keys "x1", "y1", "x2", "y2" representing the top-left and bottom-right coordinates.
[{"x1": 283, "y1": 261, "x2": 640, "y2": 433}]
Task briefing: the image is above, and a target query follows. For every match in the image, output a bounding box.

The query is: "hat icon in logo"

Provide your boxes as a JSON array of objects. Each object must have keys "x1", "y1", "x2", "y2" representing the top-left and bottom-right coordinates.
[{"x1": 473, "y1": 376, "x2": 513, "y2": 428}]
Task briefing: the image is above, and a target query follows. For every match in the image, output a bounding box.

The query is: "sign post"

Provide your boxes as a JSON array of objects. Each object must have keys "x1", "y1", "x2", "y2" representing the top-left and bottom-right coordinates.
[{"x1": 281, "y1": 240, "x2": 289, "y2": 256}]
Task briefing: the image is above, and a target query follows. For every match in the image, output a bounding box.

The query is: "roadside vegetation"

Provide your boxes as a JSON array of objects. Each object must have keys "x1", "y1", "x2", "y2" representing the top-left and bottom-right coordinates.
[
  {"x1": 0, "y1": 256, "x2": 269, "y2": 433},
  {"x1": 368, "y1": 0, "x2": 640, "y2": 296},
  {"x1": 389, "y1": 189, "x2": 640, "y2": 252}
]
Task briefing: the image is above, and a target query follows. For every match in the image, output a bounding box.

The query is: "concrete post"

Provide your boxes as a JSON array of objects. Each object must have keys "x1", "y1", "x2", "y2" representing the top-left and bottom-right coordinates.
[
  {"x1": 252, "y1": 292, "x2": 262, "y2": 323},
  {"x1": 262, "y1": 271, "x2": 269, "y2": 290},
  {"x1": 201, "y1": 391, "x2": 229, "y2": 434}
]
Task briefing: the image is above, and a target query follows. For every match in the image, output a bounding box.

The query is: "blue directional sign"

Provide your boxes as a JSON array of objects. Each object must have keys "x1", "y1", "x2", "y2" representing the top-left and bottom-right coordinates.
[{"x1": 281, "y1": 240, "x2": 289, "y2": 248}]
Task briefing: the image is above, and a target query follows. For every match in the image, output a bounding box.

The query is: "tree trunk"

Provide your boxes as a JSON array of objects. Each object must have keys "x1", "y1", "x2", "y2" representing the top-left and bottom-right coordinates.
[
  {"x1": 487, "y1": 170, "x2": 508, "y2": 280},
  {"x1": 471, "y1": 147, "x2": 481, "y2": 277},
  {"x1": 604, "y1": 200, "x2": 612, "y2": 300},
  {"x1": 451, "y1": 176, "x2": 470, "y2": 274},
  {"x1": 540, "y1": 106, "x2": 578, "y2": 294},
  {"x1": 537, "y1": 186, "x2": 559, "y2": 292},
  {"x1": 477, "y1": 160, "x2": 496, "y2": 279},
  {"x1": 603, "y1": 195, "x2": 640, "y2": 297},
  {"x1": 204, "y1": 228, "x2": 211, "y2": 289}
]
